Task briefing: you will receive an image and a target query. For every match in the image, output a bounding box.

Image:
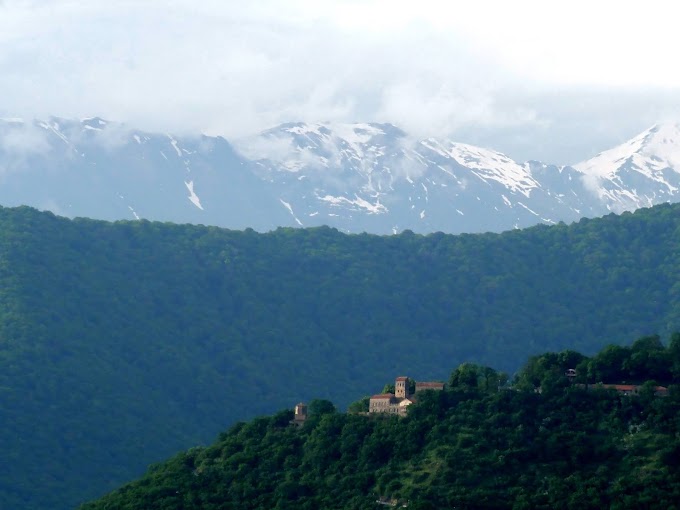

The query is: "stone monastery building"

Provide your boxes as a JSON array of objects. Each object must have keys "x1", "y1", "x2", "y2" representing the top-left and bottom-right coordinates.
[{"x1": 369, "y1": 376, "x2": 444, "y2": 416}]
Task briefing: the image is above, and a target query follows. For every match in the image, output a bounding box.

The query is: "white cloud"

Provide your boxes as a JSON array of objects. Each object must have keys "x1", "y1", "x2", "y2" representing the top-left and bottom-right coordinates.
[
  {"x1": 0, "y1": 122, "x2": 50, "y2": 154},
  {"x1": 376, "y1": 81, "x2": 544, "y2": 138},
  {"x1": 234, "y1": 134, "x2": 300, "y2": 164},
  {"x1": 0, "y1": 120, "x2": 53, "y2": 177},
  {"x1": 0, "y1": 0, "x2": 678, "y2": 158}
]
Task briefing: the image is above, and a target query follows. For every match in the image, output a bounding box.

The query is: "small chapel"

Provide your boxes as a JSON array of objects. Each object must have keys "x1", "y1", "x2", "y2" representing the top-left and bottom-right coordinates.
[{"x1": 290, "y1": 402, "x2": 308, "y2": 427}]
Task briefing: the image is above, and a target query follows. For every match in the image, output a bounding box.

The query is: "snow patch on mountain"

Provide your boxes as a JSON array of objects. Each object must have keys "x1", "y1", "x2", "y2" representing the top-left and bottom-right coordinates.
[
  {"x1": 170, "y1": 137, "x2": 183, "y2": 157},
  {"x1": 420, "y1": 139, "x2": 538, "y2": 196},
  {"x1": 318, "y1": 194, "x2": 387, "y2": 214},
  {"x1": 279, "y1": 198, "x2": 303, "y2": 226},
  {"x1": 128, "y1": 205, "x2": 140, "y2": 220},
  {"x1": 184, "y1": 180, "x2": 204, "y2": 210},
  {"x1": 39, "y1": 120, "x2": 71, "y2": 146}
]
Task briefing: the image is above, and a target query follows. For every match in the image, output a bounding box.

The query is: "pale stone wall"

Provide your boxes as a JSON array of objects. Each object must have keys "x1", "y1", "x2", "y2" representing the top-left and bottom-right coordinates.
[{"x1": 369, "y1": 396, "x2": 394, "y2": 413}]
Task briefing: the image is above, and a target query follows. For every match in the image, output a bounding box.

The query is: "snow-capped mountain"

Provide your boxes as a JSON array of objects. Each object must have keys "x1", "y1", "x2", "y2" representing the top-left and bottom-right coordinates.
[
  {"x1": 235, "y1": 121, "x2": 599, "y2": 233},
  {"x1": 0, "y1": 117, "x2": 678, "y2": 234},
  {"x1": 574, "y1": 123, "x2": 680, "y2": 212},
  {"x1": 0, "y1": 117, "x2": 285, "y2": 231}
]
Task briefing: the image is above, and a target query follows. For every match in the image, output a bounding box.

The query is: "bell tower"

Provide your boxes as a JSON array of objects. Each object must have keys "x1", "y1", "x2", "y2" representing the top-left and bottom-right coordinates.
[{"x1": 395, "y1": 376, "x2": 410, "y2": 399}]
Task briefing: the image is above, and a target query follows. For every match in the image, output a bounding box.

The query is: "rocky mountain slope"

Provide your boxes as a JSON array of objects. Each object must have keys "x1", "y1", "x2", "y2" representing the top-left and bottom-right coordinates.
[
  {"x1": 1, "y1": 117, "x2": 679, "y2": 233},
  {"x1": 237, "y1": 122, "x2": 599, "y2": 233}
]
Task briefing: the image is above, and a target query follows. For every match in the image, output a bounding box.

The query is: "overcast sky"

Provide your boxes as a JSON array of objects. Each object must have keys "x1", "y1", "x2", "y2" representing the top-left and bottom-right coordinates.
[{"x1": 1, "y1": 0, "x2": 679, "y2": 164}]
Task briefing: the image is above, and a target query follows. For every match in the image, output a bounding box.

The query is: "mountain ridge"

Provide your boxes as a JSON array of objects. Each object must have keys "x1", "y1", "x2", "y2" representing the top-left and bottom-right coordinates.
[
  {"x1": 574, "y1": 122, "x2": 680, "y2": 211},
  {"x1": 2, "y1": 116, "x2": 680, "y2": 233}
]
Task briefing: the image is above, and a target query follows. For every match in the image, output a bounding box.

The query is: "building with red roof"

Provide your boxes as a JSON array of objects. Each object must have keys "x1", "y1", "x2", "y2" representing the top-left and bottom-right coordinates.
[{"x1": 368, "y1": 376, "x2": 446, "y2": 416}]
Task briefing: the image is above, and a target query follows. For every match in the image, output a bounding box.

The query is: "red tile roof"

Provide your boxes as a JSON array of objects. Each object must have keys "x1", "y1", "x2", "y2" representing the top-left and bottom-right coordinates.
[
  {"x1": 597, "y1": 384, "x2": 668, "y2": 393},
  {"x1": 602, "y1": 384, "x2": 637, "y2": 391},
  {"x1": 416, "y1": 382, "x2": 445, "y2": 388},
  {"x1": 370, "y1": 394, "x2": 395, "y2": 399},
  {"x1": 395, "y1": 376, "x2": 409, "y2": 381}
]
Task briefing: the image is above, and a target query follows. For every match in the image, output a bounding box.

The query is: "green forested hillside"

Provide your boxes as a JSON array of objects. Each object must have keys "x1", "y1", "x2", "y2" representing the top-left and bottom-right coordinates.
[
  {"x1": 80, "y1": 340, "x2": 680, "y2": 510},
  {"x1": 1, "y1": 204, "x2": 680, "y2": 508}
]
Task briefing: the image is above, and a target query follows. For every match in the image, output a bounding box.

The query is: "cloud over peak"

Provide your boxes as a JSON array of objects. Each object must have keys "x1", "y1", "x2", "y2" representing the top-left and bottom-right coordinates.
[{"x1": 0, "y1": 1, "x2": 679, "y2": 164}]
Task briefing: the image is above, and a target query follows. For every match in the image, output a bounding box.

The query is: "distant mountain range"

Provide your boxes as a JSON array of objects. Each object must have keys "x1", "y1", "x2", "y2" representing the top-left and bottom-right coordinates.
[{"x1": 1, "y1": 117, "x2": 679, "y2": 233}]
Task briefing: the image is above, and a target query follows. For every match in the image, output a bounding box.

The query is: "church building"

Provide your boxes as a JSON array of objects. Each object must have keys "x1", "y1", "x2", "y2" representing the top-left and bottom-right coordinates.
[{"x1": 368, "y1": 376, "x2": 444, "y2": 416}]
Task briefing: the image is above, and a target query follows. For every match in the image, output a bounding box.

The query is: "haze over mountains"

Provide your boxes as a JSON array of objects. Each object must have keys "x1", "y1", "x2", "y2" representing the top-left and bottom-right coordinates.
[{"x1": 1, "y1": 116, "x2": 680, "y2": 234}]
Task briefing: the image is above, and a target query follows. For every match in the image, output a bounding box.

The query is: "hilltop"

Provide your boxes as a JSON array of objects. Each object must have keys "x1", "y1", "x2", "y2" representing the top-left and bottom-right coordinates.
[{"x1": 79, "y1": 339, "x2": 680, "y2": 509}]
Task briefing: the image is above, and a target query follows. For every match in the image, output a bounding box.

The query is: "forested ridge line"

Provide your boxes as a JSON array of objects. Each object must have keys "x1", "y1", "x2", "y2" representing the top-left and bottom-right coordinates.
[{"x1": 1, "y1": 203, "x2": 680, "y2": 509}]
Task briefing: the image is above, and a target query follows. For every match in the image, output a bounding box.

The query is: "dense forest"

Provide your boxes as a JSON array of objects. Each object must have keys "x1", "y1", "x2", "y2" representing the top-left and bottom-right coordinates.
[
  {"x1": 2, "y1": 203, "x2": 680, "y2": 508},
  {"x1": 80, "y1": 338, "x2": 680, "y2": 509}
]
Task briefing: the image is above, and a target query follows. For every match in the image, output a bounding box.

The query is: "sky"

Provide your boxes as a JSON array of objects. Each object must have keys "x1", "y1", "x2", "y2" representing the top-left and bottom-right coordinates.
[{"x1": 1, "y1": 0, "x2": 679, "y2": 164}]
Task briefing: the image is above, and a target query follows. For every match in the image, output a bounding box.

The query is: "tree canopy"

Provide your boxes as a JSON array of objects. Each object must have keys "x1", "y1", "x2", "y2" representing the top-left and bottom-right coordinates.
[
  {"x1": 3, "y1": 203, "x2": 680, "y2": 508},
  {"x1": 80, "y1": 340, "x2": 680, "y2": 510}
]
